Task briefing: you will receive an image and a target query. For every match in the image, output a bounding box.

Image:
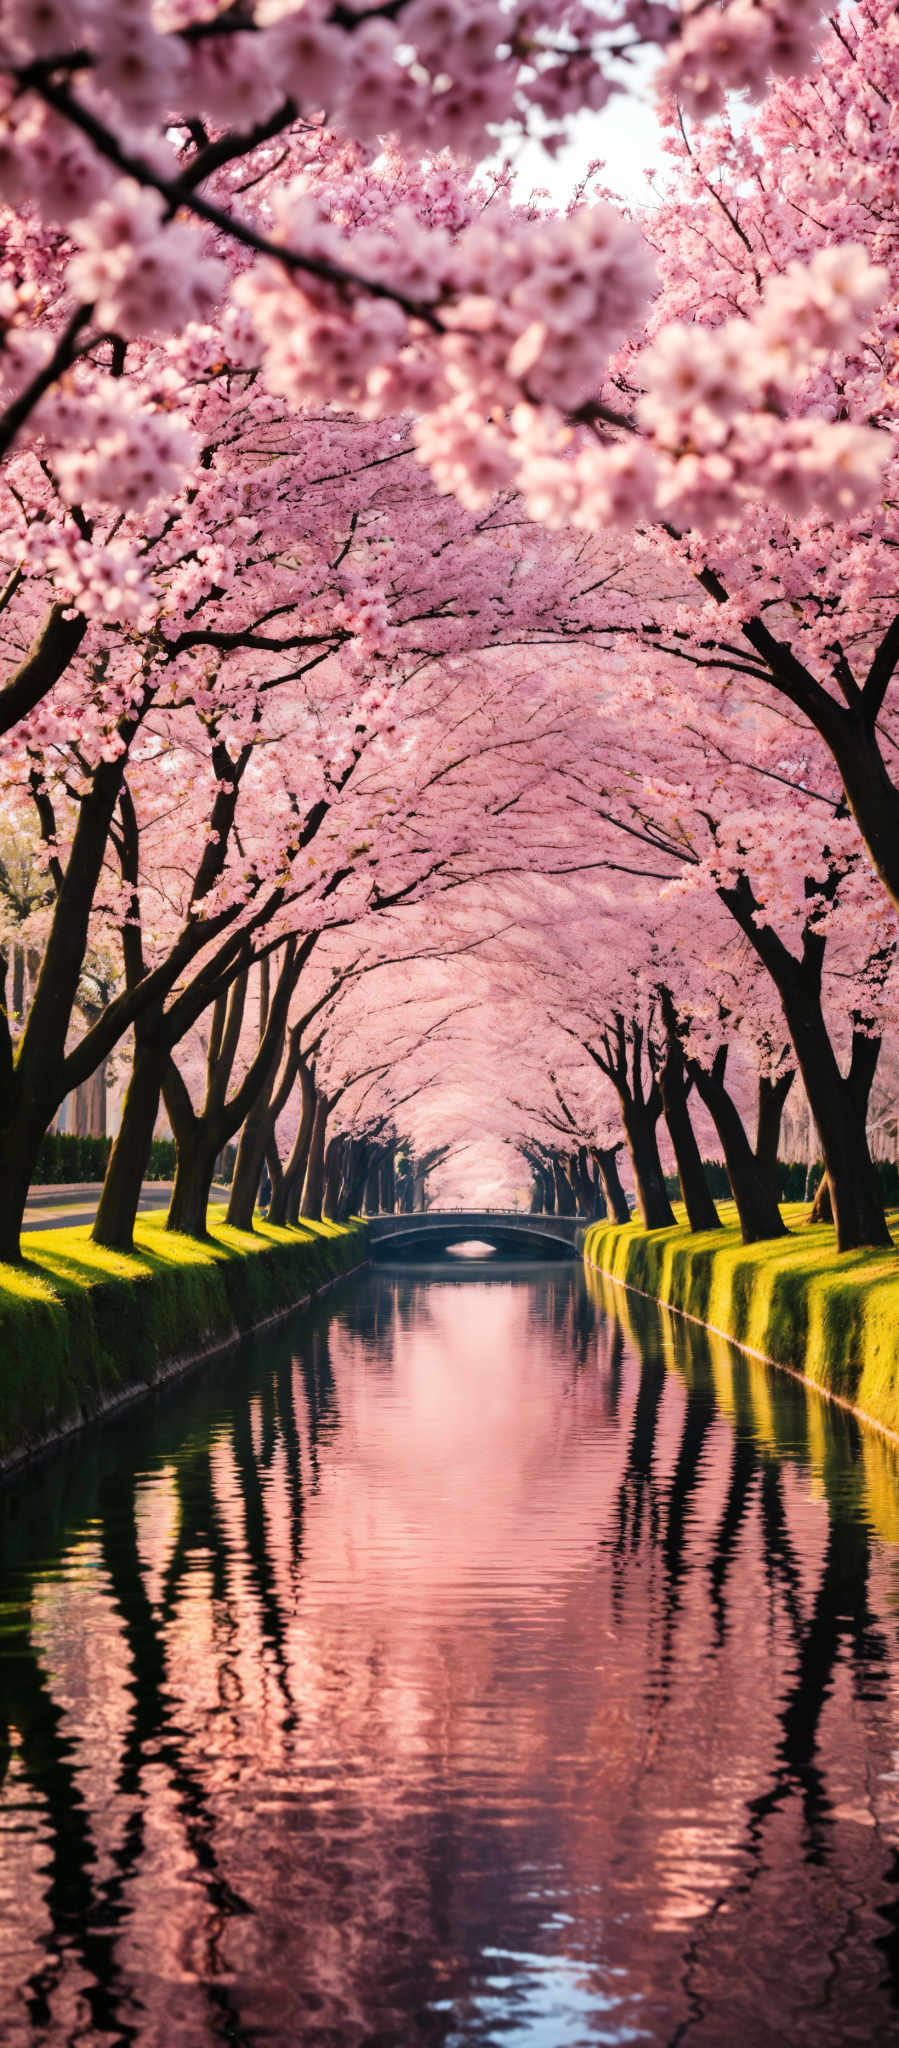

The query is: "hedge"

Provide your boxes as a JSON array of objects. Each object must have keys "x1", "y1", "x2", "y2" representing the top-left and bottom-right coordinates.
[
  {"x1": 662, "y1": 1158, "x2": 899, "y2": 1204},
  {"x1": 33, "y1": 1133, "x2": 181, "y2": 1183},
  {"x1": 582, "y1": 1201, "x2": 899, "y2": 1438},
  {"x1": 0, "y1": 1212, "x2": 367, "y2": 1469}
]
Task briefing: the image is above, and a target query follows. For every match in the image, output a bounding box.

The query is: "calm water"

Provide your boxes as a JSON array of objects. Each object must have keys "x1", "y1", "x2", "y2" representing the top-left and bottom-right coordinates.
[{"x1": 3, "y1": 1260, "x2": 899, "y2": 2047}]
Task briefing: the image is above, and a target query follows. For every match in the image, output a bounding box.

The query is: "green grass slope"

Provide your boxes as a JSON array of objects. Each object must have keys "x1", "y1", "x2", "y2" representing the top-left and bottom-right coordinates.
[
  {"x1": 0, "y1": 1209, "x2": 367, "y2": 1468},
  {"x1": 582, "y1": 1200, "x2": 899, "y2": 1436}
]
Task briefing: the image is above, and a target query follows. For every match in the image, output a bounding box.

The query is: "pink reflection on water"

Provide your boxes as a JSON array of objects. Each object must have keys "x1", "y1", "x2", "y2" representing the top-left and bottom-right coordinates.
[{"x1": 2, "y1": 1272, "x2": 899, "y2": 2045}]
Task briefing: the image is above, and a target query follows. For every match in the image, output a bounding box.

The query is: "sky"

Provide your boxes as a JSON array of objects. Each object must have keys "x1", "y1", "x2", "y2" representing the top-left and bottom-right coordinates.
[
  {"x1": 507, "y1": 94, "x2": 665, "y2": 208},
  {"x1": 503, "y1": 42, "x2": 667, "y2": 210}
]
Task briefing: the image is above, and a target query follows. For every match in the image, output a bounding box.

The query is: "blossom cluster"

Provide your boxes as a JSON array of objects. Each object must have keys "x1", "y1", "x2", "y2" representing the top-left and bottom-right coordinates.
[
  {"x1": 0, "y1": 0, "x2": 890, "y2": 534},
  {"x1": 235, "y1": 189, "x2": 657, "y2": 502},
  {"x1": 1, "y1": 2, "x2": 826, "y2": 165},
  {"x1": 657, "y1": 0, "x2": 825, "y2": 120}
]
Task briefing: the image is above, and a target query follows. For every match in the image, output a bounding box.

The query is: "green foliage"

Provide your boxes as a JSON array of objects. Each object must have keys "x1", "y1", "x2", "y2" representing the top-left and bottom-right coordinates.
[
  {"x1": 34, "y1": 1132, "x2": 111, "y2": 1182},
  {"x1": 663, "y1": 1159, "x2": 899, "y2": 1203},
  {"x1": 583, "y1": 1202, "x2": 899, "y2": 1437},
  {"x1": 147, "y1": 1137, "x2": 178, "y2": 1179},
  {"x1": 32, "y1": 1132, "x2": 180, "y2": 1183},
  {"x1": 0, "y1": 1212, "x2": 367, "y2": 1468}
]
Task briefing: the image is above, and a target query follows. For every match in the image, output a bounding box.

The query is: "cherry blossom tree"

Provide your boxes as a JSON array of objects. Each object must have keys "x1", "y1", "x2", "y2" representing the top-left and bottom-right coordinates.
[
  {"x1": 0, "y1": 0, "x2": 882, "y2": 554},
  {"x1": 580, "y1": 3, "x2": 899, "y2": 915}
]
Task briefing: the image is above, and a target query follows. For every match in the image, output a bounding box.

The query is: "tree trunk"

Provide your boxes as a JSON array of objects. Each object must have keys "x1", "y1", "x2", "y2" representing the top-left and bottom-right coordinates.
[
  {"x1": 808, "y1": 1169, "x2": 833, "y2": 1224},
  {"x1": 322, "y1": 1133, "x2": 346, "y2": 1220},
  {"x1": 657, "y1": 1021, "x2": 722, "y2": 1233},
  {"x1": 166, "y1": 1127, "x2": 222, "y2": 1239},
  {"x1": 570, "y1": 1146, "x2": 596, "y2": 1218},
  {"x1": 226, "y1": 1099, "x2": 275, "y2": 1231},
  {"x1": 552, "y1": 1155, "x2": 577, "y2": 1216},
  {"x1": 266, "y1": 1134, "x2": 285, "y2": 1226},
  {"x1": 619, "y1": 1095, "x2": 676, "y2": 1230},
  {"x1": 590, "y1": 1172, "x2": 608, "y2": 1221},
  {"x1": 226, "y1": 1016, "x2": 299, "y2": 1232},
  {"x1": 788, "y1": 1008, "x2": 890, "y2": 1249},
  {"x1": 0, "y1": 736, "x2": 139, "y2": 1261},
  {"x1": 92, "y1": 1037, "x2": 168, "y2": 1252},
  {"x1": 592, "y1": 1146, "x2": 630, "y2": 1223},
  {"x1": 0, "y1": 1115, "x2": 44, "y2": 1264},
  {"x1": 719, "y1": 880, "x2": 890, "y2": 1252},
  {"x1": 689, "y1": 1052, "x2": 787, "y2": 1243},
  {"x1": 362, "y1": 1147, "x2": 382, "y2": 1217},
  {"x1": 299, "y1": 1094, "x2": 329, "y2": 1220},
  {"x1": 166, "y1": 941, "x2": 300, "y2": 1243},
  {"x1": 274, "y1": 1061, "x2": 318, "y2": 1227},
  {"x1": 755, "y1": 1070, "x2": 795, "y2": 1187},
  {"x1": 584, "y1": 1015, "x2": 673, "y2": 1230},
  {"x1": 379, "y1": 1145, "x2": 396, "y2": 1216},
  {"x1": 340, "y1": 1137, "x2": 370, "y2": 1220}
]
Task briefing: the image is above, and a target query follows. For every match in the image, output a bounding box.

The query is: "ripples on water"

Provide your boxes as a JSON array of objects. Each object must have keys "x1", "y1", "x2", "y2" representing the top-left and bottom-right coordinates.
[{"x1": 2, "y1": 1260, "x2": 899, "y2": 2046}]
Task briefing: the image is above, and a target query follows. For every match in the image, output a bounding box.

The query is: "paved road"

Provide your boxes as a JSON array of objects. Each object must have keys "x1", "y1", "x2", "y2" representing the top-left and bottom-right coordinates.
[{"x1": 22, "y1": 1183, "x2": 229, "y2": 1235}]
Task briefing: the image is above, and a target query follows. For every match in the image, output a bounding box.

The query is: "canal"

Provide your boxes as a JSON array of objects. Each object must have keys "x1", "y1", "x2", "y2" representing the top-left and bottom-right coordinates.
[{"x1": 2, "y1": 1258, "x2": 899, "y2": 2045}]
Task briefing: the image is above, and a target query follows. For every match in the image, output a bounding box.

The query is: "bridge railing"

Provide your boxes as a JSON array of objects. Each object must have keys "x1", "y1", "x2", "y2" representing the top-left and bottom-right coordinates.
[{"x1": 367, "y1": 1211, "x2": 581, "y2": 1238}]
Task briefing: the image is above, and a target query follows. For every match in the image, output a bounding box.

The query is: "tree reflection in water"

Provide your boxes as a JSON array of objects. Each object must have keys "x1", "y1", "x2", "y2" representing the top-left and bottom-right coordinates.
[{"x1": 1, "y1": 1263, "x2": 899, "y2": 2045}]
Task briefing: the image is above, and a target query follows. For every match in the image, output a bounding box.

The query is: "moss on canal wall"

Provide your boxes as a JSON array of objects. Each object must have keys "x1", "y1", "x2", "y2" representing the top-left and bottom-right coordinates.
[
  {"x1": 582, "y1": 1201, "x2": 899, "y2": 1438},
  {"x1": 0, "y1": 1212, "x2": 367, "y2": 1471}
]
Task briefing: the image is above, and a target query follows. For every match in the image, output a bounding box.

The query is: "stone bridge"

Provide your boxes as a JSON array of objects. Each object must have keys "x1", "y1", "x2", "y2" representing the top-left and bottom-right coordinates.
[{"x1": 367, "y1": 1211, "x2": 580, "y2": 1258}]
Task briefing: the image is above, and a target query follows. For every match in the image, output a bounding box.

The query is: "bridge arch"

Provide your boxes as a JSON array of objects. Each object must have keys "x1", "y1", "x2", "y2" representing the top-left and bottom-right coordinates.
[{"x1": 367, "y1": 1212, "x2": 579, "y2": 1259}]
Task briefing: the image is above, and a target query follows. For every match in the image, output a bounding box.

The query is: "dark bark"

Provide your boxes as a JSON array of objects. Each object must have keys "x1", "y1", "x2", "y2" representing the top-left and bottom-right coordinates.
[
  {"x1": 719, "y1": 876, "x2": 890, "y2": 1251},
  {"x1": 591, "y1": 1145, "x2": 630, "y2": 1223},
  {"x1": 570, "y1": 1145, "x2": 598, "y2": 1218},
  {"x1": 165, "y1": 1122, "x2": 222, "y2": 1238},
  {"x1": 322, "y1": 1133, "x2": 346, "y2": 1220},
  {"x1": 362, "y1": 1147, "x2": 382, "y2": 1215},
  {"x1": 340, "y1": 1135, "x2": 371, "y2": 1219},
  {"x1": 299, "y1": 1092, "x2": 329, "y2": 1219},
  {"x1": 395, "y1": 1148, "x2": 415, "y2": 1212},
  {"x1": 0, "y1": 601, "x2": 87, "y2": 736},
  {"x1": 656, "y1": 997, "x2": 722, "y2": 1232},
  {"x1": 226, "y1": 1018, "x2": 303, "y2": 1231},
  {"x1": 92, "y1": 1031, "x2": 168, "y2": 1251},
  {"x1": 273, "y1": 1058, "x2": 318, "y2": 1226},
  {"x1": 585, "y1": 1015, "x2": 675, "y2": 1230},
  {"x1": 164, "y1": 974, "x2": 249, "y2": 1239},
  {"x1": 688, "y1": 1047, "x2": 787, "y2": 1244},
  {"x1": 166, "y1": 938, "x2": 301, "y2": 1240},
  {"x1": 552, "y1": 1154, "x2": 578, "y2": 1216},
  {"x1": 809, "y1": 699, "x2": 899, "y2": 916},
  {"x1": 682, "y1": 571, "x2": 899, "y2": 915},
  {"x1": 226, "y1": 1085, "x2": 278, "y2": 1230},
  {"x1": 620, "y1": 1091, "x2": 676, "y2": 1230},
  {"x1": 379, "y1": 1144, "x2": 396, "y2": 1216},
  {"x1": 0, "y1": 735, "x2": 140, "y2": 1262},
  {"x1": 11, "y1": 945, "x2": 24, "y2": 1027},
  {"x1": 266, "y1": 1133, "x2": 285, "y2": 1224}
]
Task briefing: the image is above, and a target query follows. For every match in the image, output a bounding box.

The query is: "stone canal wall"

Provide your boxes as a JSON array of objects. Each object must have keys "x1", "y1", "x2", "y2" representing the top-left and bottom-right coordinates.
[
  {"x1": 0, "y1": 1216, "x2": 368, "y2": 1474},
  {"x1": 581, "y1": 1203, "x2": 899, "y2": 1440}
]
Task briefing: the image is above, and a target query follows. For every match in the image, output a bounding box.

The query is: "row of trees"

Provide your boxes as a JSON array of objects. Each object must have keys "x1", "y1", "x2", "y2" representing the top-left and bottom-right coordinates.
[{"x1": 1, "y1": 5, "x2": 898, "y2": 1261}]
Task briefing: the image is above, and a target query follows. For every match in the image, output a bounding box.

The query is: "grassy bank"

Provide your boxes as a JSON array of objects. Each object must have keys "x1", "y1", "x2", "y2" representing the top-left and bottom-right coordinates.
[
  {"x1": 0, "y1": 1210, "x2": 367, "y2": 1470},
  {"x1": 582, "y1": 1201, "x2": 899, "y2": 1437},
  {"x1": 583, "y1": 1262, "x2": 899, "y2": 1547}
]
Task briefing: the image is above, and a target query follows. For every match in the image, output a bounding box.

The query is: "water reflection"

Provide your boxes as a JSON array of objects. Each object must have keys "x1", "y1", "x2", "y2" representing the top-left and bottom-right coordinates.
[{"x1": 1, "y1": 1264, "x2": 899, "y2": 2044}]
